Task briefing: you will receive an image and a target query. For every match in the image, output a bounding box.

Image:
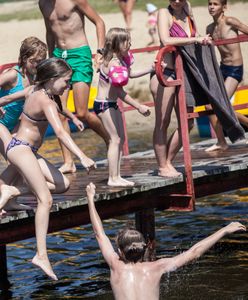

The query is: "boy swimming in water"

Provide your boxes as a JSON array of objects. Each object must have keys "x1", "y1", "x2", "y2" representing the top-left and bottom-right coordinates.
[{"x1": 86, "y1": 182, "x2": 246, "y2": 300}]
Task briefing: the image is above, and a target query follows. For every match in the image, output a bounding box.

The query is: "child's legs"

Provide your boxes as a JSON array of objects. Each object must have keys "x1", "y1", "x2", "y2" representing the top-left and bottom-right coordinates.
[
  {"x1": 73, "y1": 82, "x2": 109, "y2": 143},
  {"x1": 7, "y1": 146, "x2": 52, "y2": 256},
  {"x1": 37, "y1": 155, "x2": 70, "y2": 193},
  {"x1": 205, "y1": 103, "x2": 227, "y2": 151},
  {"x1": 99, "y1": 108, "x2": 121, "y2": 180}
]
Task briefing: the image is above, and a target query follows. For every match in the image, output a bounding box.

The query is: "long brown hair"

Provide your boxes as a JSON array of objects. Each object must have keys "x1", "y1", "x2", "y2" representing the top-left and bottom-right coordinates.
[{"x1": 102, "y1": 27, "x2": 131, "y2": 66}]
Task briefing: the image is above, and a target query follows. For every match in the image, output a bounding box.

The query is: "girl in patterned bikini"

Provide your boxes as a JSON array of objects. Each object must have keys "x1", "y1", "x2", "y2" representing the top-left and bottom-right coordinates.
[
  {"x1": 150, "y1": 0, "x2": 212, "y2": 178},
  {"x1": 0, "y1": 57, "x2": 96, "y2": 281},
  {"x1": 0, "y1": 37, "x2": 84, "y2": 213}
]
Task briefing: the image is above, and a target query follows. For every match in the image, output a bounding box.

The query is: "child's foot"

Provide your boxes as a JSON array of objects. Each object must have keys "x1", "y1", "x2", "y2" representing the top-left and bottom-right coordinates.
[
  {"x1": 205, "y1": 143, "x2": 228, "y2": 152},
  {"x1": 0, "y1": 184, "x2": 20, "y2": 210},
  {"x1": 158, "y1": 166, "x2": 182, "y2": 178},
  {"x1": 32, "y1": 253, "x2": 58, "y2": 281},
  {"x1": 59, "y1": 163, "x2": 76, "y2": 174},
  {"x1": 108, "y1": 177, "x2": 135, "y2": 187},
  {"x1": 0, "y1": 209, "x2": 6, "y2": 216},
  {"x1": 4, "y1": 198, "x2": 32, "y2": 211}
]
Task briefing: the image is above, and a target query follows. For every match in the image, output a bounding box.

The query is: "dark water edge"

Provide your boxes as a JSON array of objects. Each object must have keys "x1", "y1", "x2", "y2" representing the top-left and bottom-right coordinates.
[{"x1": 1, "y1": 130, "x2": 248, "y2": 300}]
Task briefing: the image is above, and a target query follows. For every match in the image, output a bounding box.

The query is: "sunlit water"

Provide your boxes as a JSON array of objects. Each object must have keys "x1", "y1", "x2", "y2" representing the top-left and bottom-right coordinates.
[{"x1": 1, "y1": 129, "x2": 248, "y2": 300}]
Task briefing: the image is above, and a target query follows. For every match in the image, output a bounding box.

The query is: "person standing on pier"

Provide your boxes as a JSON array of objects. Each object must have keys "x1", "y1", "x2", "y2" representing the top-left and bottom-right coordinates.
[
  {"x1": 93, "y1": 27, "x2": 152, "y2": 187},
  {"x1": 205, "y1": 0, "x2": 248, "y2": 152},
  {"x1": 0, "y1": 58, "x2": 96, "y2": 280},
  {"x1": 150, "y1": 0, "x2": 212, "y2": 178},
  {"x1": 86, "y1": 182, "x2": 246, "y2": 300},
  {"x1": 39, "y1": 0, "x2": 109, "y2": 174}
]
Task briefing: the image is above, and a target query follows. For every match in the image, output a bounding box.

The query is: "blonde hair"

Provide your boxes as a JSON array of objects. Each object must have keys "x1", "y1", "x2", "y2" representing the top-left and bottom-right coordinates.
[
  {"x1": 116, "y1": 228, "x2": 147, "y2": 263},
  {"x1": 103, "y1": 27, "x2": 131, "y2": 66},
  {"x1": 18, "y1": 36, "x2": 47, "y2": 69}
]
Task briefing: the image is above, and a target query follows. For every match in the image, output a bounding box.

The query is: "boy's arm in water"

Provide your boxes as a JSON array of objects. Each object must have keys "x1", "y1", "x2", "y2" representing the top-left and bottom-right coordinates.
[
  {"x1": 41, "y1": 95, "x2": 96, "y2": 172},
  {"x1": 86, "y1": 183, "x2": 119, "y2": 268},
  {"x1": 225, "y1": 16, "x2": 248, "y2": 35},
  {"x1": 155, "y1": 222, "x2": 246, "y2": 274}
]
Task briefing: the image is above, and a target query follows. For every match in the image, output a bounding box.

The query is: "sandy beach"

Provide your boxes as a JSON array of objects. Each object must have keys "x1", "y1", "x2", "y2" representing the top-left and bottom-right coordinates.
[{"x1": 0, "y1": 1, "x2": 248, "y2": 131}]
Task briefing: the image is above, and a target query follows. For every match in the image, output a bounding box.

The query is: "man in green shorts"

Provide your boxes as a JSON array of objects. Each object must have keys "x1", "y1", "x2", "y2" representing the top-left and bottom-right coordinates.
[{"x1": 39, "y1": 0, "x2": 109, "y2": 174}]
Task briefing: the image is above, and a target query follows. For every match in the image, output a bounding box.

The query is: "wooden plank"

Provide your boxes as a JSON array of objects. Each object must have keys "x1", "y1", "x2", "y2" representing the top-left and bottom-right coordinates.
[{"x1": 1, "y1": 139, "x2": 248, "y2": 245}]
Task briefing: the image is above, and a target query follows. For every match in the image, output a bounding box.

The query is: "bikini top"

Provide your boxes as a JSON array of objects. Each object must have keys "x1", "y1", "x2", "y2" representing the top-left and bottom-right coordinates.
[
  {"x1": 0, "y1": 66, "x2": 25, "y2": 108},
  {"x1": 22, "y1": 89, "x2": 65, "y2": 123},
  {"x1": 168, "y1": 6, "x2": 196, "y2": 38}
]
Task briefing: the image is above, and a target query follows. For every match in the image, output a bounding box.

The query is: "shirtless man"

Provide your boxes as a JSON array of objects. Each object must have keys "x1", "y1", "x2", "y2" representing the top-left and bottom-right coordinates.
[
  {"x1": 206, "y1": 0, "x2": 248, "y2": 152},
  {"x1": 39, "y1": 0, "x2": 109, "y2": 173},
  {"x1": 86, "y1": 182, "x2": 246, "y2": 300}
]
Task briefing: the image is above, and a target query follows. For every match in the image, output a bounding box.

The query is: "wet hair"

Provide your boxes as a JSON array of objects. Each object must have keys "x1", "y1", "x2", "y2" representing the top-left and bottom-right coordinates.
[
  {"x1": 18, "y1": 36, "x2": 47, "y2": 69},
  {"x1": 35, "y1": 57, "x2": 71, "y2": 84},
  {"x1": 35, "y1": 57, "x2": 72, "y2": 111},
  {"x1": 116, "y1": 228, "x2": 147, "y2": 263},
  {"x1": 102, "y1": 27, "x2": 131, "y2": 66}
]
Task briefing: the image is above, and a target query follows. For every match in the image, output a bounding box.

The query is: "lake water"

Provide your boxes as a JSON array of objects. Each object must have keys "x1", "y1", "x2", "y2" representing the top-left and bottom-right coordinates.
[{"x1": 1, "y1": 129, "x2": 248, "y2": 300}]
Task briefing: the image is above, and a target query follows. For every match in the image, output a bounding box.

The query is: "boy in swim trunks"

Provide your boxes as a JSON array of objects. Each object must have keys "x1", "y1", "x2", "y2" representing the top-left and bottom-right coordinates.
[
  {"x1": 86, "y1": 182, "x2": 246, "y2": 300},
  {"x1": 206, "y1": 0, "x2": 248, "y2": 152},
  {"x1": 39, "y1": 0, "x2": 109, "y2": 174}
]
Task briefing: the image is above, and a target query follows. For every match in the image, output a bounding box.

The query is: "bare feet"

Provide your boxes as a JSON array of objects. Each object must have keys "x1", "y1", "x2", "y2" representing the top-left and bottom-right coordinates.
[
  {"x1": 205, "y1": 143, "x2": 229, "y2": 152},
  {"x1": 4, "y1": 198, "x2": 32, "y2": 211},
  {"x1": 158, "y1": 165, "x2": 182, "y2": 178},
  {"x1": 32, "y1": 253, "x2": 58, "y2": 281},
  {"x1": 108, "y1": 177, "x2": 135, "y2": 187},
  {"x1": 0, "y1": 184, "x2": 20, "y2": 210},
  {"x1": 59, "y1": 162, "x2": 76, "y2": 174},
  {"x1": 0, "y1": 209, "x2": 6, "y2": 216}
]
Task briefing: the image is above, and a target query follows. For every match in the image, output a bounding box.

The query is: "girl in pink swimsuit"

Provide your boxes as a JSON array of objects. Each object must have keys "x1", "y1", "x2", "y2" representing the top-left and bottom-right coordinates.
[{"x1": 150, "y1": 0, "x2": 211, "y2": 178}]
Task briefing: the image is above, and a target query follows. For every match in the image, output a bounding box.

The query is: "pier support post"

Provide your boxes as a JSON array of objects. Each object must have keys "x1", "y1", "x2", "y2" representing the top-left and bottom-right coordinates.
[
  {"x1": 0, "y1": 245, "x2": 10, "y2": 290},
  {"x1": 135, "y1": 209, "x2": 156, "y2": 260}
]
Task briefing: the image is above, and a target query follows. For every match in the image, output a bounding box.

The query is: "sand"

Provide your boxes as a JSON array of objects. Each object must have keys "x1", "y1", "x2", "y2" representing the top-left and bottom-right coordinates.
[{"x1": 0, "y1": 1, "x2": 248, "y2": 130}]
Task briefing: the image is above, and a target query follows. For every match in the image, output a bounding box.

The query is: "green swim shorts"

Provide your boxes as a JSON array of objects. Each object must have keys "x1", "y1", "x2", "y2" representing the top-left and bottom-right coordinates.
[{"x1": 53, "y1": 45, "x2": 93, "y2": 84}]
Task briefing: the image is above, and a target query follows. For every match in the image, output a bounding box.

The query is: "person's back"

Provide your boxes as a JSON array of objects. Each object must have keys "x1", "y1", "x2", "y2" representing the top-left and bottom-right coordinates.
[{"x1": 110, "y1": 260, "x2": 161, "y2": 300}]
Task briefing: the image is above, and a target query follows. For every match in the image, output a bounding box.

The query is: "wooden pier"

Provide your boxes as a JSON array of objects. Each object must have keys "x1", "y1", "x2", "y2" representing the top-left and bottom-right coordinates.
[{"x1": 1, "y1": 137, "x2": 248, "y2": 288}]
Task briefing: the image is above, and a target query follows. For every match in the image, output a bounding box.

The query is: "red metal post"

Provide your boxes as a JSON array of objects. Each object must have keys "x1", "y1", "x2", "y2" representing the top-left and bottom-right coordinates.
[{"x1": 174, "y1": 51, "x2": 195, "y2": 209}]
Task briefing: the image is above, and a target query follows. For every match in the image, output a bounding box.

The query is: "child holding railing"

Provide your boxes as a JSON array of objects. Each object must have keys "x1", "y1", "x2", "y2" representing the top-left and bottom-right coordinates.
[{"x1": 94, "y1": 27, "x2": 153, "y2": 187}]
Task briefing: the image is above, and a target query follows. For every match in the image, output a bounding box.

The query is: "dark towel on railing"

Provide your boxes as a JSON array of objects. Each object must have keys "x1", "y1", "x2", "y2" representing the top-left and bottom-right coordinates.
[{"x1": 178, "y1": 44, "x2": 245, "y2": 143}]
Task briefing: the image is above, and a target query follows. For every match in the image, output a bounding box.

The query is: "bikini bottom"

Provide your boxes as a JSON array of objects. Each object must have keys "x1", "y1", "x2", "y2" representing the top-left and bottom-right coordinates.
[
  {"x1": 6, "y1": 137, "x2": 39, "y2": 156},
  {"x1": 94, "y1": 99, "x2": 119, "y2": 115}
]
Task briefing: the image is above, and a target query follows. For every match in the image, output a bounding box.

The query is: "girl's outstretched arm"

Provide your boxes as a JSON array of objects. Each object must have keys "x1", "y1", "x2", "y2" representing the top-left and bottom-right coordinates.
[{"x1": 86, "y1": 183, "x2": 119, "y2": 267}]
